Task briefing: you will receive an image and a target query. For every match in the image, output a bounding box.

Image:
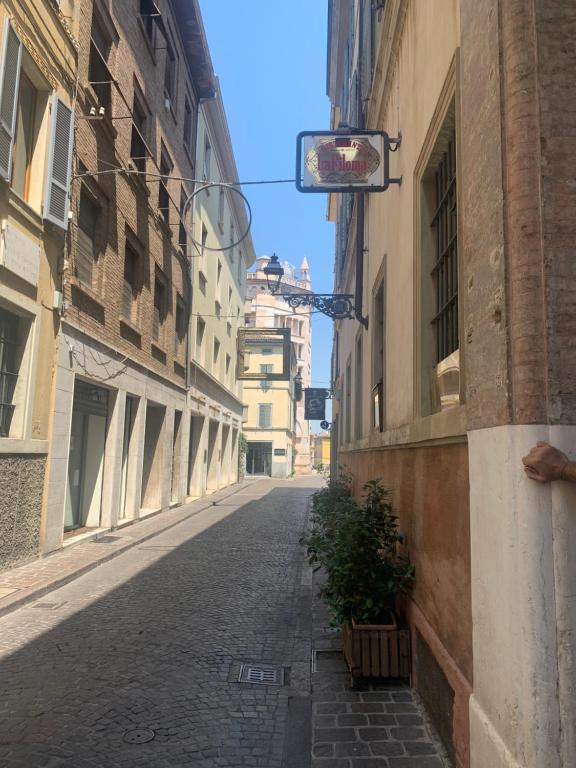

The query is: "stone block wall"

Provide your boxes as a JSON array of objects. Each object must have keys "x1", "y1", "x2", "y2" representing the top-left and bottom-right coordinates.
[{"x1": 0, "y1": 455, "x2": 45, "y2": 570}]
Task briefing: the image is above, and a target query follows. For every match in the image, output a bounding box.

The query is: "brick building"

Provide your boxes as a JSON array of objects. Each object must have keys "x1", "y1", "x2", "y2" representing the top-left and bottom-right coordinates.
[
  {"x1": 327, "y1": 1, "x2": 576, "y2": 766},
  {"x1": 40, "y1": 0, "x2": 253, "y2": 554},
  {"x1": 0, "y1": 0, "x2": 77, "y2": 569}
]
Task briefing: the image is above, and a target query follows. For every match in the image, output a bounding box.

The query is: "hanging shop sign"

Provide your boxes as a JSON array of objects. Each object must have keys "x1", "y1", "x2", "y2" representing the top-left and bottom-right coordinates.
[
  {"x1": 296, "y1": 130, "x2": 401, "y2": 193},
  {"x1": 304, "y1": 388, "x2": 329, "y2": 421}
]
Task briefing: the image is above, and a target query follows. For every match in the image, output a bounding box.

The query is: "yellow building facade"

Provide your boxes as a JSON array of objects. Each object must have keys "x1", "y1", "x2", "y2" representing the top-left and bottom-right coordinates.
[{"x1": 0, "y1": 0, "x2": 78, "y2": 568}]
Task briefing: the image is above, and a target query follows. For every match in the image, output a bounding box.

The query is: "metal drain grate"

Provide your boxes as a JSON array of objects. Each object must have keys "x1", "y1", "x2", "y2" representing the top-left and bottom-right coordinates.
[
  {"x1": 94, "y1": 535, "x2": 122, "y2": 544},
  {"x1": 238, "y1": 664, "x2": 284, "y2": 686}
]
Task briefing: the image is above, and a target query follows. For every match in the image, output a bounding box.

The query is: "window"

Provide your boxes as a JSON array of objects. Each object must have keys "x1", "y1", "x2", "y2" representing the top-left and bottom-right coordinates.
[
  {"x1": 179, "y1": 187, "x2": 188, "y2": 250},
  {"x1": 245, "y1": 312, "x2": 255, "y2": 328},
  {"x1": 88, "y1": 12, "x2": 113, "y2": 111},
  {"x1": 203, "y1": 135, "x2": 211, "y2": 180},
  {"x1": 153, "y1": 269, "x2": 168, "y2": 344},
  {"x1": 11, "y1": 72, "x2": 36, "y2": 201},
  {"x1": 76, "y1": 187, "x2": 99, "y2": 286},
  {"x1": 198, "y1": 271, "x2": 207, "y2": 295},
  {"x1": 218, "y1": 187, "x2": 225, "y2": 231},
  {"x1": 213, "y1": 337, "x2": 220, "y2": 366},
  {"x1": 196, "y1": 316, "x2": 205, "y2": 364},
  {"x1": 201, "y1": 224, "x2": 208, "y2": 256},
  {"x1": 372, "y1": 276, "x2": 385, "y2": 429},
  {"x1": 228, "y1": 287, "x2": 232, "y2": 305},
  {"x1": 217, "y1": 260, "x2": 222, "y2": 285},
  {"x1": 0, "y1": 308, "x2": 22, "y2": 437},
  {"x1": 258, "y1": 403, "x2": 272, "y2": 428},
  {"x1": 225, "y1": 353, "x2": 231, "y2": 378},
  {"x1": 175, "y1": 294, "x2": 186, "y2": 354},
  {"x1": 215, "y1": 301, "x2": 221, "y2": 319},
  {"x1": 158, "y1": 145, "x2": 172, "y2": 225},
  {"x1": 355, "y1": 334, "x2": 363, "y2": 440},
  {"x1": 164, "y1": 35, "x2": 177, "y2": 104},
  {"x1": 183, "y1": 95, "x2": 193, "y2": 153},
  {"x1": 345, "y1": 358, "x2": 352, "y2": 444},
  {"x1": 226, "y1": 321, "x2": 232, "y2": 337},
  {"x1": 130, "y1": 92, "x2": 147, "y2": 173},
  {"x1": 431, "y1": 129, "x2": 458, "y2": 364},
  {"x1": 122, "y1": 240, "x2": 140, "y2": 321},
  {"x1": 260, "y1": 363, "x2": 273, "y2": 391},
  {"x1": 139, "y1": 0, "x2": 157, "y2": 47}
]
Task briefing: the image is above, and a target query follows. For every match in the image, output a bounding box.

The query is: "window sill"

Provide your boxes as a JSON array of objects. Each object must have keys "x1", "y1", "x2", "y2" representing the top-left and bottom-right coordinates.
[
  {"x1": 4, "y1": 185, "x2": 44, "y2": 235},
  {"x1": 119, "y1": 315, "x2": 141, "y2": 337},
  {"x1": 0, "y1": 438, "x2": 48, "y2": 454},
  {"x1": 157, "y1": 216, "x2": 173, "y2": 240},
  {"x1": 128, "y1": 170, "x2": 150, "y2": 198},
  {"x1": 69, "y1": 276, "x2": 106, "y2": 309},
  {"x1": 151, "y1": 339, "x2": 167, "y2": 356}
]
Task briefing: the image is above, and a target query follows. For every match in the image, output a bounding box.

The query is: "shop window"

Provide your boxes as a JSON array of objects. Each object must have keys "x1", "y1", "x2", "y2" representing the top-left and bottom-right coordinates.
[{"x1": 0, "y1": 308, "x2": 24, "y2": 437}]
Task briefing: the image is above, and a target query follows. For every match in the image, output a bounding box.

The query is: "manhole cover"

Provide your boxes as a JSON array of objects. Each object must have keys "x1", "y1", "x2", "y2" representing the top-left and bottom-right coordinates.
[
  {"x1": 238, "y1": 664, "x2": 284, "y2": 686},
  {"x1": 123, "y1": 728, "x2": 155, "y2": 744}
]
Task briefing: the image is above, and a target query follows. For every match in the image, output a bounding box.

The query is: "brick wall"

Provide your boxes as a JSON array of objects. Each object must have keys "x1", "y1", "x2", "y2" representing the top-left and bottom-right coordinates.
[{"x1": 64, "y1": 0, "x2": 198, "y2": 388}]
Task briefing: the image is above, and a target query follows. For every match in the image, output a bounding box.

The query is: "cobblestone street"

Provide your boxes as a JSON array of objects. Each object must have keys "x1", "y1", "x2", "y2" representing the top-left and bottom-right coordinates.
[{"x1": 0, "y1": 478, "x2": 448, "y2": 768}]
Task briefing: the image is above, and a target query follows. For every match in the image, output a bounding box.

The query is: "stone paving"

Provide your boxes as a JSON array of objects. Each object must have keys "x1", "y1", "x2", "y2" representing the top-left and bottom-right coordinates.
[
  {"x1": 0, "y1": 478, "x2": 318, "y2": 767},
  {"x1": 0, "y1": 475, "x2": 450, "y2": 768}
]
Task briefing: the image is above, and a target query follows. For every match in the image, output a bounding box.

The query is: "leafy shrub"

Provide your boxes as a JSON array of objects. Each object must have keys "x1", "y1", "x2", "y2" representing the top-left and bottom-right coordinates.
[{"x1": 301, "y1": 476, "x2": 414, "y2": 626}]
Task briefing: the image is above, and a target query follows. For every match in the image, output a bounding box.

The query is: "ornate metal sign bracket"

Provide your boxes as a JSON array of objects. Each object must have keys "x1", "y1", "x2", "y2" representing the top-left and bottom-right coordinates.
[{"x1": 279, "y1": 292, "x2": 355, "y2": 321}]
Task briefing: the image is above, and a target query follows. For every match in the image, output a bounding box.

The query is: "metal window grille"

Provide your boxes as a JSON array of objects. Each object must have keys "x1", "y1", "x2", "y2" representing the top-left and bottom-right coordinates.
[
  {"x1": 0, "y1": 308, "x2": 20, "y2": 437},
  {"x1": 430, "y1": 131, "x2": 458, "y2": 364}
]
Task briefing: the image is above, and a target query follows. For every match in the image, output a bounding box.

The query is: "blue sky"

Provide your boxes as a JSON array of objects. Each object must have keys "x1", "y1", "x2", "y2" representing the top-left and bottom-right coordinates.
[{"x1": 199, "y1": 0, "x2": 335, "y2": 408}]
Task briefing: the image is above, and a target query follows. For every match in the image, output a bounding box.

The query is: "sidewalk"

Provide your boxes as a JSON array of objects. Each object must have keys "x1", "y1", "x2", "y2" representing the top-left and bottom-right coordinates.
[
  {"x1": 309, "y1": 566, "x2": 451, "y2": 767},
  {"x1": 0, "y1": 480, "x2": 259, "y2": 619}
]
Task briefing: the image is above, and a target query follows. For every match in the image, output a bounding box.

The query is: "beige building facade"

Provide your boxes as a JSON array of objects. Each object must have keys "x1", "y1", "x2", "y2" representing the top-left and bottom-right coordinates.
[
  {"x1": 328, "y1": 1, "x2": 576, "y2": 767},
  {"x1": 245, "y1": 256, "x2": 312, "y2": 475},
  {"x1": 0, "y1": 0, "x2": 78, "y2": 568}
]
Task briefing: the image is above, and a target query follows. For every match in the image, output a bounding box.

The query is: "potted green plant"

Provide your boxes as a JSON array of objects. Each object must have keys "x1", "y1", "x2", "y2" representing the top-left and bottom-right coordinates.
[{"x1": 301, "y1": 475, "x2": 415, "y2": 682}]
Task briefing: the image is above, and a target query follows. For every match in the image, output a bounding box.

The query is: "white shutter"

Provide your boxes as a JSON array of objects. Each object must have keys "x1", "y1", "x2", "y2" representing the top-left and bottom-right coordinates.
[
  {"x1": 44, "y1": 94, "x2": 74, "y2": 229},
  {"x1": 0, "y1": 20, "x2": 22, "y2": 180}
]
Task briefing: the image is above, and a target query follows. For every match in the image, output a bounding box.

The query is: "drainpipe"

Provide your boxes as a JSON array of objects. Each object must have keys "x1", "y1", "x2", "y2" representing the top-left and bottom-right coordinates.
[{"x1": 355, "y1": 0, "x2": 369, "y2": 329}]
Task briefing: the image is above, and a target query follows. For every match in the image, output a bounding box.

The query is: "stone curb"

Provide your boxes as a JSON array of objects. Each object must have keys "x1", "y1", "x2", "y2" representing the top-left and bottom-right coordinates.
[{"x1": 0, "y1": 480, "x2": 261, "y2": 620}]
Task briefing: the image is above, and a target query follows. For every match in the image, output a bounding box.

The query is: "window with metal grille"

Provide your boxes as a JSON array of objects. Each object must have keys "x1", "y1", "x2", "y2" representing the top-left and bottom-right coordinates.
[
  {"x1": 258, "y1": 403, "x2": 272, "y2": 428},
  {"x1": 0, "y1": 308, "x2": 20, "y2": 437},
  {"x1": 76, "y1": 188, "x2": 99, "y2": 286},
  {"x1": 430, "y1": 130, "x2": 458, "y2": 363}
]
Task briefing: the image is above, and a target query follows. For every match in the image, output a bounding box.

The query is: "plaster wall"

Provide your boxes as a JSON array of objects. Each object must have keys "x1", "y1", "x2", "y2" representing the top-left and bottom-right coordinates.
[{"x1": 469, "y1": 424, "x2": 576, "y2": 768}]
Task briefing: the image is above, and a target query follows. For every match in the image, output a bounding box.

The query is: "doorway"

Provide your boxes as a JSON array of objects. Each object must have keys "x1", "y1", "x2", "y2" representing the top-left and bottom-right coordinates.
[
  {"x1": 119, "y1": 395, "x2": 138, "y2": 520},
  {"x1": 141, "y1": 403, "x2": 165, "y2": 510},
  {"x1": 64, "y1": 381, "x2": 109, "y2": 533},
  {"x1": 246, "y1": 442, "x2": 273, "y2": 476},
  {"x1": 187, "y1": 414, "x2": 205, "y2": 497}
]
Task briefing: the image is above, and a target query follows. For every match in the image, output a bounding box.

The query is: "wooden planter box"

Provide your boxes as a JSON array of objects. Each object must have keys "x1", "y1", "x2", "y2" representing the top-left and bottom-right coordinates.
[{"x1": 342, "y1": 619, "x2": 411, "y2": 681}]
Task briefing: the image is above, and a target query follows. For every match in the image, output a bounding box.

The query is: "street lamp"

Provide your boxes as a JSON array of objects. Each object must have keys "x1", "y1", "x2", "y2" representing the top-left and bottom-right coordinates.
[
  {"x1": 263, "y1": 253, "x2": 284, "y2": 294},
  {"x1": 262, "y1": 252, "x2": 357, "y2": 322}
]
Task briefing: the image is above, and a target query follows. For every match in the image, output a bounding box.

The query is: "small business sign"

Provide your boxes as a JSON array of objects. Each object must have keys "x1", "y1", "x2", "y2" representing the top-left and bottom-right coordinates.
[
  {"x1": 296, "y1": 130, "x2": 401, "y2": 193},
  {"x1": 304, "y1": 388, "x2": 328, "y2": 420},
  {"x1": 274, "y1": 448, "x2": 286, "y2": 456}
]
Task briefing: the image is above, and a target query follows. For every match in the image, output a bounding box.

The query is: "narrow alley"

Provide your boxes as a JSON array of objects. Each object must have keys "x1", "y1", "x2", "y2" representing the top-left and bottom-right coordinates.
[{"x1": 0, "y1": 479, "x2": 447, "y2": 768}]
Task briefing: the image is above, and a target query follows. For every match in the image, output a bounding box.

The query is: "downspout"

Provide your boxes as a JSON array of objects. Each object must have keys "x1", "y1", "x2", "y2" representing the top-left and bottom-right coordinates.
[{"x1": 355, "y1": 0, "x2": 369, "y2": 329}]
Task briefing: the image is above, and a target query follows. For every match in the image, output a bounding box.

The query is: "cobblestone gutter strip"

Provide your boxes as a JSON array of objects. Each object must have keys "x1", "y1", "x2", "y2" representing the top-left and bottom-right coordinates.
[{"x1": 0, "y1": 481, "x2": 261, "y2": 620}]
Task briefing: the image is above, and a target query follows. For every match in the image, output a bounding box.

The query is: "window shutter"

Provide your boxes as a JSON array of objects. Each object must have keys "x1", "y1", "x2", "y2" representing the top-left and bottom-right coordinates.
[
  {"x1": 0, "y1": 20, "x2": 22, "y2": 180},
  {"x1": 44, "y1": 95, "x2": 74, "y2": 229}
]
